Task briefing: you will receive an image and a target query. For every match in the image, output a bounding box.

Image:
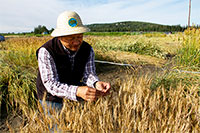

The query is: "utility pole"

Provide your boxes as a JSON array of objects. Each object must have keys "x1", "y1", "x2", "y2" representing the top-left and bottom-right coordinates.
[{"x1": 188, "y1": 0, "x2": 191, "y2": 27}]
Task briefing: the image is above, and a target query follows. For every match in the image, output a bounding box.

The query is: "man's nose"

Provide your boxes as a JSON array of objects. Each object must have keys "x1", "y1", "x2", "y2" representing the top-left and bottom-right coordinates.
[{"x1": 73, "y1": 39, "x2": 80, "y2": 44}]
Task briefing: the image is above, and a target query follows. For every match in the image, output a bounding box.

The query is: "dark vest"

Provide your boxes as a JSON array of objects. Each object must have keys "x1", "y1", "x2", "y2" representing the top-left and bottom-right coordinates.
[{"x1": 36, "y1": 37, "x2": 91, "y2": 102}]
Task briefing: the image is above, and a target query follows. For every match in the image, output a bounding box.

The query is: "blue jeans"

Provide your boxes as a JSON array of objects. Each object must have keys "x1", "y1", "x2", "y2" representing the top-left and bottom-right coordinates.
[
  {"x1": 39, "y1": 100, "x2": 63, "y2": 132},
  {"x1": 39, "y1": 100, "x2": 63, "y2": 112}
]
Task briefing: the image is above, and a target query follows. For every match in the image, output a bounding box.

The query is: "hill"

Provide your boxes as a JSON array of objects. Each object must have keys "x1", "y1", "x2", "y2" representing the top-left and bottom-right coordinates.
[{"x1": 87, "y1": 21, "x2": 185, "y2": 32}]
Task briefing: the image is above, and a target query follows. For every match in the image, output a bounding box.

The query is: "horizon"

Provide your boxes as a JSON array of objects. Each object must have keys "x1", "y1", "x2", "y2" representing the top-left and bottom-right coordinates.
[
  {"x1": 1, "y1": 20, "x2": 188, "y2": 34},
  {"x1": 0, "y1": 20, "x2": 192, "y2": 34},
  {"x1": 86, "y1": 20, "x2": 187, "y2": 26},
  {"x1": 0, "y1": 0, "x2": 199, "y2": 33}
]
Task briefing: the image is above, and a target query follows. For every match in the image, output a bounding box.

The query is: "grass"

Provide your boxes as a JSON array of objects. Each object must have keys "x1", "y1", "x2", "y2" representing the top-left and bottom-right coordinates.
[
  {"x1": 0, "y1": 37, "x2": 47, "y2": 115},
  {"x1": 150, "y1": 71, "x2": 200, "y2": 91},
  {"x1": 176, "y1": 28, "x2": 200, "y2": 71},
  {"x1": 0, "y1": 31, "x2": 199, "y2": 132},
  {"x1": 85, "y1": 32, "x2": 133, "y2": 36},
  {"x1": 85, "y1": 35, "x2": 168, "y2": 58}
]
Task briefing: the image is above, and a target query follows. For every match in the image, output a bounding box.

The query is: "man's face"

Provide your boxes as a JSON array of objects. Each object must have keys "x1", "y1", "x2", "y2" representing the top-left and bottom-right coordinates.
[{"x1": 59, "y1": 33, "x2": 83, "y2": 51}]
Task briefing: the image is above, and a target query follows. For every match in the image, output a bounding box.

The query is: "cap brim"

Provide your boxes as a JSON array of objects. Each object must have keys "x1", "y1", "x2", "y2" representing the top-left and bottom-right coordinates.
[{"x1": 51, "y1": 26, "x2": 90, "y2": 37}]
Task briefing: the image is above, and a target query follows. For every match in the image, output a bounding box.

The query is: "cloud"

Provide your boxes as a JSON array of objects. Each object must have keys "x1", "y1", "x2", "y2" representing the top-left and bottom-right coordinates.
[
  {"x1": 0, "y1": 0, "x2": 199, "y2": 33},
  {"x1": 0, "y1": 0, "x2": 68, "y2": 32},
  {"x1": 79, "y1": 0, "x2": 189, "y2": 25}
]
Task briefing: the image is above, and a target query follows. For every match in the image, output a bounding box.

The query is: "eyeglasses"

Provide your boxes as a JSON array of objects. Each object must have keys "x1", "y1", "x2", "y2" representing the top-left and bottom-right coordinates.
[{"x1": 61, "y1": 34, "x2": 83, "y2": 42}]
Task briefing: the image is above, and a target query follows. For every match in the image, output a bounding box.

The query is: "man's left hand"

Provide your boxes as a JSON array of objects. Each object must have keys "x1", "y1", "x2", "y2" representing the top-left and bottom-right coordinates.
[{"x1": 95, "y1": 81, "x2": 111, "y2": 96}]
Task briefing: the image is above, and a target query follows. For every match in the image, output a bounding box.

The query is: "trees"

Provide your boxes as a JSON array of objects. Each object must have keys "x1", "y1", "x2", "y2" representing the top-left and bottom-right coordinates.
[
  {"x1": 87, "y1": 21, "x2": 185, "y2": 32},
  {"x1": 33, "y1": 25, "x2": 49, "y2": 34}
]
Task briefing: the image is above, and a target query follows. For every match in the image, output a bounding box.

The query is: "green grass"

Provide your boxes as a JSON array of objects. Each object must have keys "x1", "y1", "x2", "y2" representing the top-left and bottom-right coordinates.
[
  {"x1": 93, "y1": 39, "x2": 166, "y2": 58},
  {"x1": 176, "y1": 28, "x2": 200, "y2": 71},
  {"x1": 85, "y1": 32, "x2": 133, "y2": 36},
  {"x1": 0, "y1": 51, "x2": 38, "y2": 114},
  {"x1": 150, "y1": 71, "x2": 200, "y2": 91}
]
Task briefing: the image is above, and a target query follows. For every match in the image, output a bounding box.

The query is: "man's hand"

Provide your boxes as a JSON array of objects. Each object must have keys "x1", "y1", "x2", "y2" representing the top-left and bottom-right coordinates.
[
  {"x1": 76, "y1": 86, "x2": 104, "y2": 101},
  {"x1": 95, "y1": 81, "x2": 111, "y2": 96}
]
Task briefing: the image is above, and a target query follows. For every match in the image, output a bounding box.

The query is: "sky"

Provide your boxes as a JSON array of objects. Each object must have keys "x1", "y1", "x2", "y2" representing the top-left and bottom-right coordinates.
[{"x1": 0, "y1": 0, "x2": 199, "y2": 33}]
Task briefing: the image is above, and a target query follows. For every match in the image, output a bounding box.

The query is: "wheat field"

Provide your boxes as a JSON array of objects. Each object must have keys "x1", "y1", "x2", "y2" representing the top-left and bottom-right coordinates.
[{"x1": 0, "y1": 29, "x2": 200, "y2": 132}]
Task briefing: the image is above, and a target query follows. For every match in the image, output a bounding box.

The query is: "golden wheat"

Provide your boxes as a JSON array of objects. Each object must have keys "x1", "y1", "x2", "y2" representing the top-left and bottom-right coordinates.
[
  {"x1": 17, "y1": 74, "x2": 200, "y2": 132},
  {"x1": 1, "y1": 34, "x2": 199, "y2": 132}
]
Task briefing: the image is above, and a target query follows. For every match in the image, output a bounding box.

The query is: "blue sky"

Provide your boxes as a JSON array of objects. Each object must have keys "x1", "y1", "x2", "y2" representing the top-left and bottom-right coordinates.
[{"x1": 0, "y1": 0, "x2": 199, "y2": 33}]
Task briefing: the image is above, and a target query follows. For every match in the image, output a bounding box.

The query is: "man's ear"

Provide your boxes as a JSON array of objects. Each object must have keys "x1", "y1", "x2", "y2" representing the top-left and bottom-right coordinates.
[{"x1": 58, "y1": 36, "x2": 62, "y2": 40}]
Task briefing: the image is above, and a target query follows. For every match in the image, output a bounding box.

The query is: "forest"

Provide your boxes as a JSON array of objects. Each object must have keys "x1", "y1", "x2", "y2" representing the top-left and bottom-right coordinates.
[{"x1": 87, "y1": 21, "x2": 187, "y2": 32}]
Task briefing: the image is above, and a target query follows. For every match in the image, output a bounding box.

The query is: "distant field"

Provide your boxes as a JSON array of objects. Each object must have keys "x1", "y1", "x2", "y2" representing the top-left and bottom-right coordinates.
[
  {"x1": 0, "y1": 29, "x2": 199, "y2": 132},
  {"x1": 2, "y1": 31, "x2": 175, "y2": 37}
]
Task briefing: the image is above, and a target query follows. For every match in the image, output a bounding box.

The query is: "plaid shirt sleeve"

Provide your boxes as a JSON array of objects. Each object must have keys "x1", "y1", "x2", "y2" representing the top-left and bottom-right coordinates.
[
  {"x1": 82, "y1": 47, "x2": 99, "y2": 88},
  {"x1": 38, "y1": 47, "x2": 78, "y2": 101}
]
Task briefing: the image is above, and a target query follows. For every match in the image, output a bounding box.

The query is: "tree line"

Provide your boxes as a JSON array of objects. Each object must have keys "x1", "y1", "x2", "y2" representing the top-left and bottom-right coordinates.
[
  {"x1": 2, "y1": 21, "x2": 197, "y2": 36},
  {"x1": 33, "y1": 21, "x2": 192, "y2": 34},
  {"x1": 86, "y1": 21, "x2": 188, "y2": 32}
]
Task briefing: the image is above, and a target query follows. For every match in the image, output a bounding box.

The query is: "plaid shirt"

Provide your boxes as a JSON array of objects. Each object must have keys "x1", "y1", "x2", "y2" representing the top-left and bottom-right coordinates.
[{"x1": 38, "y1": 45, "x2": 99, "y2": 101}]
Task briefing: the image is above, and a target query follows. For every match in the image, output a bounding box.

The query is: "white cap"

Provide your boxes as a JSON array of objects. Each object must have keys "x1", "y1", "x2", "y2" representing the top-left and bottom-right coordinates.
[{"x1": 51, "y1": 11, "x2": 90, "y2": 37}]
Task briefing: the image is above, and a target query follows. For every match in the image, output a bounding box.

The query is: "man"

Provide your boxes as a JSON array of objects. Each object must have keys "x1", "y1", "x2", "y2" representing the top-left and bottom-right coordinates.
[{"x1": 36, "y1": 11, "x2": 111, "y2": 109}]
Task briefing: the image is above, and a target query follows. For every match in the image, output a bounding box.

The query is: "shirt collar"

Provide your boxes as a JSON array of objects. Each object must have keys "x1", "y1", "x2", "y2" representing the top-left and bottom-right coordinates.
[{"x1": 61, "y1": 44, "x2": 77, "y2": 56}]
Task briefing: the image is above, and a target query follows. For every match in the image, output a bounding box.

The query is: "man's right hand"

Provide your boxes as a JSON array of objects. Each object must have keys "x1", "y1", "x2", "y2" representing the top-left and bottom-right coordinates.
[{"x1": 76, "y1": 86, "x2": 104, "y2": 101}]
